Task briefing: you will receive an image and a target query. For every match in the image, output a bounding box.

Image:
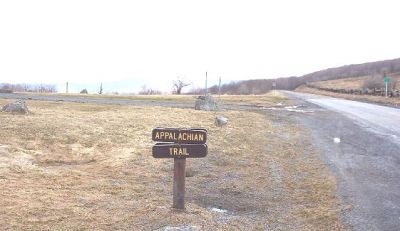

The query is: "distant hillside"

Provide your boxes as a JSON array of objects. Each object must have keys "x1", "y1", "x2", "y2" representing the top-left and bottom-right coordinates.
[
  {"x1": 201, "y1": 58, "x2": 400, "y2": 95},
  {"x1": 299, "y1": 58, "x2": 400, "y2": 83},
  {"x1": 309, "y1": 72, "x2": 400, "y2": 90}
]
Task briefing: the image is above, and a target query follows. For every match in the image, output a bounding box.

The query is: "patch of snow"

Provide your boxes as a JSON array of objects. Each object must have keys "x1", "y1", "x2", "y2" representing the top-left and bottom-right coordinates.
[
  {"x1": 284, "y1": 106, "x2": 298, "y2": 109},
  {"x1": 334, "y1": 137, "x2": 341, "y2": 143},
  {"x1": 160, "y1": 225, "x2": 199, "y2": 231},
  {"x1": 265, "y1": 107, "x2": 314, "y2": 113},
  {"x1": 210, "y1": 207, "x2": 228, "y2": 213}
]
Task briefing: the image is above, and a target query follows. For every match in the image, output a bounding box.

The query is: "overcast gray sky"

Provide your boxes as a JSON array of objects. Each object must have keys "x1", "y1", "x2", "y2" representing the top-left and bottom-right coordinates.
[{"x1": 1, "y1": 0, "x2": 399, "y2": 93}]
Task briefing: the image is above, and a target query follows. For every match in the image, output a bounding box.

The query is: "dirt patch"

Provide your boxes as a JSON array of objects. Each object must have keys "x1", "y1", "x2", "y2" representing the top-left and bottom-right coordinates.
[{"x1": 0, "y1": 98, "x2": 346, "y2": 230}]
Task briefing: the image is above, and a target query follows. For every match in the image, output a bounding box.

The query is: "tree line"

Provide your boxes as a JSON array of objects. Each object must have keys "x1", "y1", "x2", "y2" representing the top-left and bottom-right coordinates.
[
  {"x1": 2, "y1": 58, "x2": 399, "y2": 95},
  {"x1": 195, "y1": 58, "x2": 400, "y2": 95},
  {"x1": 0, "y1": 83, "x2": 56, "y2": 93}
]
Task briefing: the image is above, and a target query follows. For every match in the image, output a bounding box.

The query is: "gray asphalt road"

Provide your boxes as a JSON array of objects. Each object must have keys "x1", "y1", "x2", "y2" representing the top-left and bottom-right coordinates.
[{"x1": 283, "y1": 91, "x2": 400, "y2": 231}]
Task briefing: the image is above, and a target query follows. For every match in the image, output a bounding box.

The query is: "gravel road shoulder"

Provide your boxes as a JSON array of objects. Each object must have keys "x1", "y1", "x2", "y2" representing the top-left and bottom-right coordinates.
[{"x1": 281, "y1": 92, "x2": 400, "y2": 231}]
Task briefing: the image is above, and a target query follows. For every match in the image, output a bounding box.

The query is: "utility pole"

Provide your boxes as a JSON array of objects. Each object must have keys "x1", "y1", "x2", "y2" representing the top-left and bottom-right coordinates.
[
  {"x1": 66, "y1": 82, "x2": 69, "y2": 94},
  {"x1": 384, "y1": 73, "x2": 390, "y2": 98},
  {"x1": 218, "y1": 76, "x2": 221, "y2": 98},
  {"x1": 205, "y1": 72, "x2": 208, "y2": 96},
  {"x1": 385, "y1": 81, "x2": 388, "y2": 97},
  {"x1": 99, "y1": 83, "x2": 103, "y2": 95}
]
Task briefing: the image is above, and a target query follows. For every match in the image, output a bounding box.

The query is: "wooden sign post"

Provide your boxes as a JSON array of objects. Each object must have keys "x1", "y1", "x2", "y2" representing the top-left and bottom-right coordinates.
[
  {"x1": 152, "y1": 128, "x2": 208, "y2": 210},
  {"x1": 173, "y1": 158, "x2": 186, "y2": 209}
]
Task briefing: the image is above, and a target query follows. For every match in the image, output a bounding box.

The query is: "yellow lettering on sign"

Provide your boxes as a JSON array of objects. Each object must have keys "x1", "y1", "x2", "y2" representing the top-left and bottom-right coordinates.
[
  {"x1": 176, "y1": 132, "x2": 205, "y2": 142},
  {"x1": 178, "y1": 133, "x2": 184, "y2": 141},
  {"x1": 157, "y1": 130, "x2": 205, "y2": 142},
  {"x1": 198, "y1": 133, "x2": 204, "y2": 142},
  {"x1": 169, "y1": 147, "x2": 189, "y2": 156}
]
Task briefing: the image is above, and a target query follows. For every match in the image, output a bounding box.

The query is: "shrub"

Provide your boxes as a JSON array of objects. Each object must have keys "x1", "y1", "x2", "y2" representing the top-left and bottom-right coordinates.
[{"x1": 363, "y1": 75, "x2": 384, "y2": 89}]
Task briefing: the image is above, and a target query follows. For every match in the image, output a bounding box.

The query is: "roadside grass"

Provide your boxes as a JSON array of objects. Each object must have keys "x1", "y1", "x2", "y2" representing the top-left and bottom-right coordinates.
[
  {"x1": 312, "y1": 76, "x2": 366, "y2": 89},
  {"x1": 310, "y1": 72, "x2": 400, "y2": 90},
  {"x1": 0, "y1": 98, "x2": 345, "y2": 230},
  {"x1": 218, "y1": 90, "x2": 292, "y2": 107}
]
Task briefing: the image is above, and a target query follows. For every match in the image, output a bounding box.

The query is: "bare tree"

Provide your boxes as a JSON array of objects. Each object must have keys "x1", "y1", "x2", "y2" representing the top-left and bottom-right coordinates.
[
  {"x1": 139, "y1": 85, "x2": 161, "y2": 95},
  {"x1": 0, "y1": 83, "x2": 56, "y2": 93},
  {"x1": 172, "y1": 78, "x2": 191, "y2": 95},
  {"x1": 139, "y1": 85, "x2": 148, "y2": 95}
]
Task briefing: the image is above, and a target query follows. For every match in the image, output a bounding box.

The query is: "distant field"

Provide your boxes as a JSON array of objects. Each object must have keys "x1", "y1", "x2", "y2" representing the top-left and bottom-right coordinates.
[
  {"x1": 11, "y1": 90, "x2": 292, "y2": 108},
  {"x1": 311, "y1": 72, "x2": 400, "y2": 90},
  {"x1": 16, "y1": 92, "x2": 196, "y2": 102}
]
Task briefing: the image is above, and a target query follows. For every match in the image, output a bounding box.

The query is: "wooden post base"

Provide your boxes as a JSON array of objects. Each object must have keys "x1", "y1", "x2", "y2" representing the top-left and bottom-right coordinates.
[{"x1": 173, "y1": 158, "x2": 186, "y2": 209}]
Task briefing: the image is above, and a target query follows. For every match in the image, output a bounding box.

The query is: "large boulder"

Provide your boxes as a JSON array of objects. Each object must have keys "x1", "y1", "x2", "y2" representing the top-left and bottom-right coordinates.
[
  {"x1": 194, "y1": 95, "x2": 218, "y2": 111},
  {"x1": 2, "y1": 100, "x2": 29, "y2": 114},
  {"x1": 215, "y1": 115, "x2": 228, "y2": 126}
]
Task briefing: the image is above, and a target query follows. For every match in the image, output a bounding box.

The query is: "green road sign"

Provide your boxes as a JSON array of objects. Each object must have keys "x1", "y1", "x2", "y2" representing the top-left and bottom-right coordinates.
[{"x1": 384, "y1": 76, "x2": 391, "y2": 83}]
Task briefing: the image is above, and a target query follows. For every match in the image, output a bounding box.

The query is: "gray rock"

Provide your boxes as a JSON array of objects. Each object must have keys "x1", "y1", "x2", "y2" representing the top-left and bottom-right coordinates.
[
  {"x1": 1, "y1": 100, "x2": 29, "y2": 114},
  {"x1": 194, "y1": 95, "x2": 218, "y2": 111},
  {"x1": 215, "y1": 116, "x2": 228, "y2": 126}
]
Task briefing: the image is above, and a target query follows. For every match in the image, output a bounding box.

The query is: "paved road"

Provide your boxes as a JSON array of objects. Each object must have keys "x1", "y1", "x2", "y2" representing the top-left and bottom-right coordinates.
[
  {"x1": 283, "y1": 91, "x2": 400, "y2": 231},
  {"x1": 285, "y1": 91, "x2": 400, "y2": 141}
]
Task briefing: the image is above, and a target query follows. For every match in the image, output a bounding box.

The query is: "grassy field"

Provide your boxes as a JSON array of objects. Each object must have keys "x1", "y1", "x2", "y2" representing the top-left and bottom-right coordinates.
[
  {"x1": 17, "y1": 91, "x2": 197, "y2": 101},
  {"x1": 0, "y1": 95, "x2": 346, "y2": 230},
  {"x1": 310, "y1": 72, "x2": 400, "y2": 90},
  {"x1": 15, "y1": 90, "x2": 291, "y2": 107},
  {"x1": 218, "y1": 91, "x2": 290, "y2": 107}
]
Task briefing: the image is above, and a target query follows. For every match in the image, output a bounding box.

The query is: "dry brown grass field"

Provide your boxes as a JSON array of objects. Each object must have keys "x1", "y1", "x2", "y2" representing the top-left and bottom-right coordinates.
[
  {"x1": 0, "y1": 95, "x2": 346, "y2": 230},
  {"x1": 310, "y1": 72, "x2": 400, "y2": 90},
  {"x1": 17, "y1": 92, "x2": 196, "y2": 102},
  {"x1": 19, "y1": 90, "x2": 290, "y2": 107},
  {"x1": 218, "y1": 91, "x2": 289, "y2": 107}
]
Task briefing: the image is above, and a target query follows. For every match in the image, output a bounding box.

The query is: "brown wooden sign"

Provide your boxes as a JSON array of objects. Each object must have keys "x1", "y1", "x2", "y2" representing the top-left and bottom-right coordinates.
[
  {"x1": 152, "y1": 143, "x2": 207, "y2": 158},
  {"x1": 152, "y1": 128, "x2": 207, "y2": 144},
  {"x1": 151, "y1": 127, "x2": 208, "y2": 210}
]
